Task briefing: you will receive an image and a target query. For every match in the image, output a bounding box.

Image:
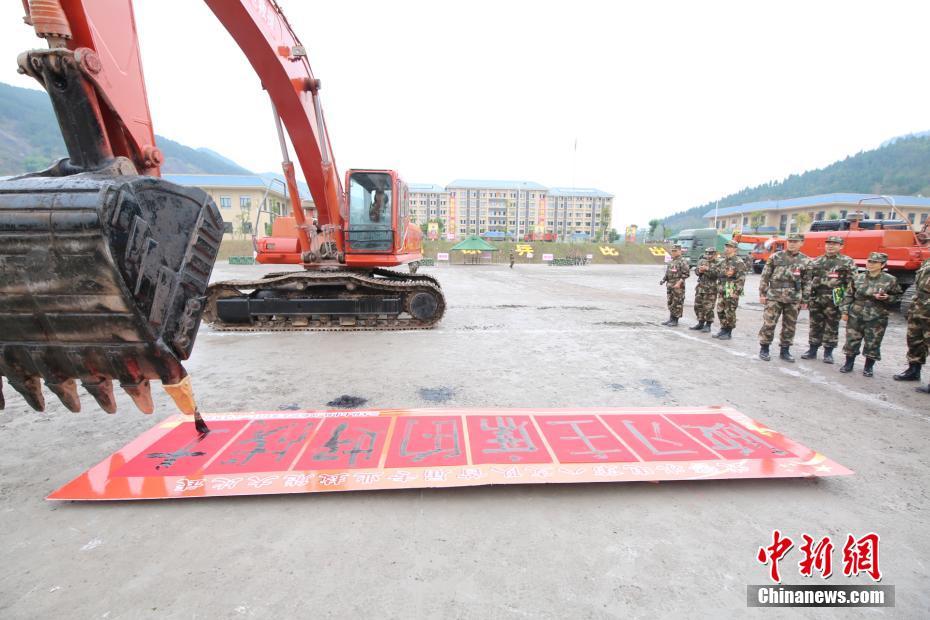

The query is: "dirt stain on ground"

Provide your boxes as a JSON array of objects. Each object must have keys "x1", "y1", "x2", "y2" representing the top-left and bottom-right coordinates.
[
  {"x1": 597, "y1": 321, "x2": 648, "y2": 327},
  {"x1": 277, "y1": 403, "x2": 301, "y2": 410},
  {"x1": 418, "y1": 387, "x2": 455, "y2": 403},
  {"x1": 326, "y1": 395, "x2": 368, "y2": 408},
  {"x1": 608, "y1": 383, "x2": 626, "y2": 391},
  {"x1": 640, "y1": 379, "x2": 669, "y2": 397},
  {"x1": 537, "y1": 305, "x2": 602, "y2": 311}
]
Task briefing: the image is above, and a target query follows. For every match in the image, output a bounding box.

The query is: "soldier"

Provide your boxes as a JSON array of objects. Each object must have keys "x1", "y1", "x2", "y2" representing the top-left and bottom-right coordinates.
[
  {"x1": 801, "y1": 235, "x2": 856, "y2": 364},
  {"x1": 758, "y1": 233, "x2": 811, "y2": 362},
  {"x1": 509, "y1": 250, "x2": 515, "y2": 269},
  {"x1": 712, "y1": 240, "x2": 748, "y2": 340},
  {"x1": 839, "y1": 252, "x2": 902, "y2": 377},
  {"x1": 690, "y1": 247, "x2": 722, "y2": 332},
  {"x1": 659, "y1": 243, "x2": 690, "y2": 326},
  {"x1": 893, "y1": 256, "x2": 930, "y2": 392}
]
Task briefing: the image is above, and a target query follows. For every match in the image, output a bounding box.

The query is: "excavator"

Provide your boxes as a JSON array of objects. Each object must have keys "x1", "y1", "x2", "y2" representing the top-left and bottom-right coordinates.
[{"x1": 0, "y1": 0, "x2": 445, "y2": 417}]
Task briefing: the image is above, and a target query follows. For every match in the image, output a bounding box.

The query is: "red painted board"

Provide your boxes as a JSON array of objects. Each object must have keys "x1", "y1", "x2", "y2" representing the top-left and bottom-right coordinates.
[{"x1": 48, "y1": 406, "x2": 852, "y2": 501}]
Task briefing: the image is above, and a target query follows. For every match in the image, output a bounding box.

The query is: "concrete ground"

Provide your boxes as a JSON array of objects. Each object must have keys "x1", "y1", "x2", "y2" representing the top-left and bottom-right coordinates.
[{"x1": 1, "y1": 263, "x2": 927, "y2": 618}]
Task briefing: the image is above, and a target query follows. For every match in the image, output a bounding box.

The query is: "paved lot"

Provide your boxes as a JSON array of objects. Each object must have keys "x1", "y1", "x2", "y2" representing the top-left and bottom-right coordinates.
[{"x1": 1, "y1": 263, "x2": 927, "y2": 618}]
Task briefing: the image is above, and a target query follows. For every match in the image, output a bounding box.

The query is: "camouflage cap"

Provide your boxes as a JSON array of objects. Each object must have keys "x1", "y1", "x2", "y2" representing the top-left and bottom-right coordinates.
[
  {"x1": 825, "y1": 235, "x2": 844, "y2": 244},
  {"x1": 724, "y1": 240, "x2": 738, "y2": 248},
  {"x1": 704, "y1": 247, "x2": 718, "y2": 254},
  {"x1": 867, "y1": 252, "x2": 888, "y2": 263},
  {"x1": 786, "y1": 233, "x2": 804, "y2": 242},
  {"x1": 669, "y1": 243, "x2": 682, "y2": 250}
]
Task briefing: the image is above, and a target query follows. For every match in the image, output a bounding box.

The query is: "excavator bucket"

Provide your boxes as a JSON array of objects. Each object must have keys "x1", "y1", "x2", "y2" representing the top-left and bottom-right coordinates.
[{"x1": 0, "y1": 173, "x2": 223, "y2": 414}]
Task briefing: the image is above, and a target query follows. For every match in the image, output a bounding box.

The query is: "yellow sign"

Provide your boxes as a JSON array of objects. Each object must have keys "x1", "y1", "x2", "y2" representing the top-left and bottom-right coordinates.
[
  {"x1": 649, "y1": 246, "x2": 669, "y2": 257},
  {"x1": 599, "y1": 246, "x2": 619, "y2": 256},
  {"x1": 515, "y1": 244, "x2": 534, "y2": 256}
]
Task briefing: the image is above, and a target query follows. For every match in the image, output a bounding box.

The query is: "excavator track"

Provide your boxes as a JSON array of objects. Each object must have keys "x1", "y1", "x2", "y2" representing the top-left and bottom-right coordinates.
[{"x1": 203, "y1": 268, "x2": 445, "y2": 332}]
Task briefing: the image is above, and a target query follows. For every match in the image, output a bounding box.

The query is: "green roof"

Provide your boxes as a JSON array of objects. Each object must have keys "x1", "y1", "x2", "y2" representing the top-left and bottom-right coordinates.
[{"x1": 449, "y1": 235, "x2": 499, "y2": 251}]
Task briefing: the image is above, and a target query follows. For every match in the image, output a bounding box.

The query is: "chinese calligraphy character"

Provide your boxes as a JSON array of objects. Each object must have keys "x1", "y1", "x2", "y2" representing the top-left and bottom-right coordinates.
[
  {"x1": 313, "y1": 423, "x2": 378, "y2": 466},
  {"x1": 457, "y1": 467, "x2": 483, "y2": 480},
  {"x1": 545, "y1": 419, "x2": 623, "y2": 460},
  {"x1": 399, "y1": 419, "x2": 461, "y2": 462},
  {"x1": 799, "y1": 534, "x2": 834, "y2": 579},
  {"x1": 424, "y1": 469, "x2": 448, "y2": 482},
  {"x1": 757, "y1": 530, "x2": 794, "y2": 583},
  {"x1": 623, "y1": 420, "x2": 697, "y2": 457},
  {"x1": 318, "y1": 472, "x2": 349, "y2": 486},
  {"x1": 220, "y1": 421, "x2": 313, "y2": 467},
  {"x1": 842, "y1": 533, "x2": 882, "y2": 581},
  {"x1": 209, "y1": 477, "x2": 243, "y2": 491},
  {"x1": 247, "y1": 475, "x2": 279, "y2": 488},
  {"x1": 173, "y1": 478, "x2": 205, "y2": 492},
  {"x1": 480, "y1": 417, "x2": 538, "y2": 460},
  {"x1": 681, "y1": 422, "x2": 789, "y2": 457},
  {"x1": 387, "y1": 470, "x2": 417, "y2": 483},
  {"x1": 283, "y1": 473, "x2": 314, "y2": 487},
  {"x1": 353, "y1": 472, "x2": 381, "y2": 484}
]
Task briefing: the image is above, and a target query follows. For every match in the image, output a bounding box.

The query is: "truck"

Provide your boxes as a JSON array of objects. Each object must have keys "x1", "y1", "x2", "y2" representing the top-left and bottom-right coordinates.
[{"x1": 674, "y1": 228, "x2": 753, "y2": 269}]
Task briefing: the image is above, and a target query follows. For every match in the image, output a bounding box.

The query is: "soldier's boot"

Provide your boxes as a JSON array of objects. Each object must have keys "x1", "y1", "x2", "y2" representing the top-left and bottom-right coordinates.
[
  {"x1": 822, "y1": 347, "x2": 835, "y2": 364},
  {"x1": 916, "y1": 382, "x2": 930, "y2": 394},
  {"x1": 689, "y1": 321, "x2": 705, "y2": 330},
  {"x1": 701, "y1": 322, "x2": 712, "y2": 333},
  {"x1": 839, "y1": 355, "x2": 856, "y2": 373},
  {"x1": 660, "y1": 314, "x2": 675, "y2": 326},
  {"x1": 759, "y1": 344, "x2": 771, "y2": 361},
  {"x1": 863, "y1": 358, "x2": 876, "y2": 378},
  {"x1": 893, "y1": 363, "x2": 922, "y2": 381},
  {"x1": 800, "y1": 345, "x2": 819, "y2": 360},
  {"x1": 780, "y1": 346, "x2": 795, "y2": 363},
  {"x1": 715, "y1": 328, "x2": 732, "y2": 340}
]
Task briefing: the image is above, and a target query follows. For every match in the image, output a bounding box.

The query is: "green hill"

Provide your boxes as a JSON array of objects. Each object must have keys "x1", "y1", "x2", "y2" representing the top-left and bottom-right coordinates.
[
  {"x1": 663, "y1": 135, "x2": 930, "y2": 233},
  {"x1": 0, "y1": 81, "x2": 250, "y2": 175}
]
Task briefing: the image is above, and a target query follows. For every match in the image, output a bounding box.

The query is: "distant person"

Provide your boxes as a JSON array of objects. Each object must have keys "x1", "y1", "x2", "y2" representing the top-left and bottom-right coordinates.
[
  {"x1": 712, "y1": 240, "x2": 748, "y2": 340},
  {"x1": 801, "y1": 236, "x2": 855, "y2": 364},
  {"x1": 690, "y1": 247, "x2": 721, "y2": 333},
  {"x1": 758, "y1": 233, "x2": 811, "y2": 362},
  {"x1": 509, "y1": 250, "x2": 515, "y2": 269},
  {"x1": 839, "y1": 252, "x2": 902, "y2": 377},
  {"x1": 659, "y1": 243, "x2": 690, "y2": 327},
  {"x1": 894, "y1": 256, "x2": 930, "y2": 391},
  {"x1": 369, "y1": 189, "x2": 387, "y2": 223}
]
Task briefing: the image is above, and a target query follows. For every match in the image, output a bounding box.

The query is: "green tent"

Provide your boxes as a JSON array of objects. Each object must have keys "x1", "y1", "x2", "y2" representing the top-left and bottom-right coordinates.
[{"x1": 449, "y1": 235, "x2": 498, "y2": 251}]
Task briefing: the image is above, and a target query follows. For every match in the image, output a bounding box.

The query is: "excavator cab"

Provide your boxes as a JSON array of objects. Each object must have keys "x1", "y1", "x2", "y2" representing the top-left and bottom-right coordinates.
[{"x1": 348, "y1": 171, "x2": 394, "y2": 252}]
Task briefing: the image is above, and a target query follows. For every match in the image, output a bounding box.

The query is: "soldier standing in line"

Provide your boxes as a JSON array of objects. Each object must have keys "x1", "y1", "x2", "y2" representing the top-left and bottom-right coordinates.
[
  {"x1": 839, "y1": 252, "x2": 902, "y2": 377},
  {"x1": 659, "y1": 243, "x2": 690, "y2": 326},
  {"x1": 758, "y1": 233, "x2": 811, "y2": 362},
  {"x1": 801, "y1": 235, "x2": 856, "y2": 364},
  {"x1": 893, "y1": 256, "x2": 930, "y2": 391},
  {"x1": 712, "y1": 240, "x2": 748, "y2": 340},
  {"x1": 690, "y1": 247, "x2": 722, "y2": 332}
]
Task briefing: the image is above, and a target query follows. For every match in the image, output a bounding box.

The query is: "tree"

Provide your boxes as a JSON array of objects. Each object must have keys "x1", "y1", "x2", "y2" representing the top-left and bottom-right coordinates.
[
  {"x1": 750, "y1": 211, "x2": 765, "y2": 232},
  {"x1": 648, "y1": 219, "x2": 660, "y2": 240},
  {"x1": 827, "y1": 211, "x2": 840, "y2": 220},
  {"x1": 794, "y1": 213, "x2": 812, "y2": 233},
  {"x1": 608, "y1": 228, "x2": 620, "y2": 243},
  {"x1": 598, "y1": 205, "x2": 612, "y2": 241}
]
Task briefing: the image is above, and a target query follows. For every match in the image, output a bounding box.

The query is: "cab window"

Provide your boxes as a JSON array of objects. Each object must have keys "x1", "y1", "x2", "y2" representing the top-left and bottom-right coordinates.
[{"x1": 348, "y1": 172, "x2": 393, "y2": 251}]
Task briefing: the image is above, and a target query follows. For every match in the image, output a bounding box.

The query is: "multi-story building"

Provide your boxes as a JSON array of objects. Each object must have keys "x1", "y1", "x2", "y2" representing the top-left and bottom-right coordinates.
[
  {"x1": 409, "y1": 179, "x2": 613, "y2": 240},
  {"x1": 164, "y1": 174, "x2": 312, "y2": 238},
  {"x1": 704, "y1": 193, "x2": 930, "y2": 234}
]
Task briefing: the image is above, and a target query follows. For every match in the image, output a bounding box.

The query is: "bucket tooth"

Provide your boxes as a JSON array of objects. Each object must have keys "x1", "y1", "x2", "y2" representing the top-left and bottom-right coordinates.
[
  {"x1": 122, "y1": 380, "x2": 154, "y2": 414},
  {"x1": 10, "y1": 376, "x2": 45, "y2": 412},
  {"x1": 47, "y1": 379, "x2": 81, "y2": 412},
  {"x1": 163, "y1": 375, "x2": 197, "y2": 415},
  {"x1": 83, "y1": 379, "x2": 117, "y2": 414},
  {"x1": 1, "y1": 377, "x2": 5, "y2": 410}
]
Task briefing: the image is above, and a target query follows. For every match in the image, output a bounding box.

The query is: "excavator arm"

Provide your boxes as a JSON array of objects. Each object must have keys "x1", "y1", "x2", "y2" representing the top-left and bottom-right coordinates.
[{"x1": 0, "y1": 0, "x2": 343, "y2": 415}]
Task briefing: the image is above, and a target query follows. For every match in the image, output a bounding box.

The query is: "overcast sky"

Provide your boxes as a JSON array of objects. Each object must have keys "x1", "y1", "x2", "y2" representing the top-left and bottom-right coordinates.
[{"x1": 2, "y1": 0, "x2": 928, "y2": 230}]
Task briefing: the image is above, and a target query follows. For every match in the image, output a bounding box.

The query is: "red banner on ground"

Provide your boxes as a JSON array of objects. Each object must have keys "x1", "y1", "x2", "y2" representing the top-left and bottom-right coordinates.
[{"x1": 48, "y1": 406, "x2": 851, "y2": 500}]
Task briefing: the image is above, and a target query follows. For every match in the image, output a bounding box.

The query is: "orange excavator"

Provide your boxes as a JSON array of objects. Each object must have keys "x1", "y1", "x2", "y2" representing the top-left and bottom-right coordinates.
[{"x1": 0, "y1": 0, "x2": 445, "y2": 417}]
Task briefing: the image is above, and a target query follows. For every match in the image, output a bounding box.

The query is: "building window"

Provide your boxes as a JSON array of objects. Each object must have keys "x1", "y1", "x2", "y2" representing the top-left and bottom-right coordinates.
[
  {"x1": 816, "y1": 211, "x2": 825, "y2": 220},
  {"x1": 220, "y1": 196, "x2": 232, "y2": 209},
  {"x1": 908, "y1": 213, "x2": 916, "y2": 224},
  {"x1": 222, "y1": 221, "x2": 233, "y2": 234},
  {"x1": 840, "y1": 210, "x2": 847, "y2": 218},
  {"x1": 779, "y1": 214, "x2": 788, "y2": 232},
  {"x1": 921, "y1": 213, "x2": 928, "y2": 224},
  {"x1": 874, "y1": 211, "x2": 884, "y2": 220},
  {"x1": 240, "y1": 196, "x2": 251, "y2": 210}
]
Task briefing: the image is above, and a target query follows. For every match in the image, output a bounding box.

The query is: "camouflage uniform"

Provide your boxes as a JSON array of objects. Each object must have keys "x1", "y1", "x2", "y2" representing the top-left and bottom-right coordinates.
[
  {"x1": 693, "y1": 254, "x2": 722, "y2": 323},
  {"x1": 758, "y1": 249, "x2": 811, "y2": 347},
  {"x1": 841, "y1": 270, "x2": 902, "y2": 361},
  {"x1": 661, "y1": 254, "x2": 690, "y2": 319},
  {"x1": 807, "y1": 251, "x2": 856, "y2": 349},
  {"x1": 904, "y1": 258, "x2": 930, "y2": 364},
  {"x1": 716, "y1": 253, "x2": 748, "y2": 329}
]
